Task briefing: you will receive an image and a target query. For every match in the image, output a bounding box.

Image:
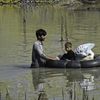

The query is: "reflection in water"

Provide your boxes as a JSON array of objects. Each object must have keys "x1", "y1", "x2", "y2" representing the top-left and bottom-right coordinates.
[
  {"x1": 31, "y1": 68, "x2": 100, "y2": 100},
  {"x1": 21, "y1": 5, "x2": 27, "y2": 48},
  {"x1": 68, "y1": 10, "x2": 100, "y2": 44},
  {"x1": 80, "y1": 75, "x2": 95, "y2": 91}
]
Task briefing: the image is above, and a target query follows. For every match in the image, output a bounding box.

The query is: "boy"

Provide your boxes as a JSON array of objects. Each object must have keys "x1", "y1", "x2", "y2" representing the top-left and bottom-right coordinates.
[
  {"x1": 31, "y1": 29, "x2": 55, "y2": 68},
  {"x1": 60, "y1": 42, "x2": 75, "y2": 60}
]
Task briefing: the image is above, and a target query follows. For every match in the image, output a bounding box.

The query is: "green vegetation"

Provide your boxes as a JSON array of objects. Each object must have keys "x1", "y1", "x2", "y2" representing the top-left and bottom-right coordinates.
[
  {"x1": 0, "y1": 0, "x2": 82, "y2": 6},
  {"x1": 0, "y1": 0, "x2": 20, "y2": 5}
]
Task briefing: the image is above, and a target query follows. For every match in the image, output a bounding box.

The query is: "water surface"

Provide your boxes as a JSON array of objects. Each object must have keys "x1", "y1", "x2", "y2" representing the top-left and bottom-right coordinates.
[{"x1": 0, "y1": 5, "x2": 100, "y2": 100}]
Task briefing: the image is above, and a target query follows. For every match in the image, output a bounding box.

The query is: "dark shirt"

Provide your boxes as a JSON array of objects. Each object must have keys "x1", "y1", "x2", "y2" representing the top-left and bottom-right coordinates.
[{"x1": 60, "y1": 50, "x2": 75, "y2": 60}]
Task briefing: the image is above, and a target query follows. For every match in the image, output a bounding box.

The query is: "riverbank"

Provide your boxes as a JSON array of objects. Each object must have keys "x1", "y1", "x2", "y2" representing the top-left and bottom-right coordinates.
[
  {"x1": 54, "y1": 0, "x2": 100, "y2": 11},
  {"x1": 0, "y1": 0, "x2": 99, "y2": 8},
  {"x1": 0, "y1": 0, "x2": 100, "y2": 12}
]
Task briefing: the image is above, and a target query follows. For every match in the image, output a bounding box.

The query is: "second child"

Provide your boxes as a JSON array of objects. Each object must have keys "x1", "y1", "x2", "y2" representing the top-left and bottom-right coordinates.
[{"x1": 60, "y1": 42, "x2": 76, "y2": 60}]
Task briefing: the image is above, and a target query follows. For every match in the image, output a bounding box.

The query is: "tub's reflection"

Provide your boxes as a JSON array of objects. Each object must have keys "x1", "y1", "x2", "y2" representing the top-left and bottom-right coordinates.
[{"x1": 31, "y1": 68, "x2": 100, "y2": 100}]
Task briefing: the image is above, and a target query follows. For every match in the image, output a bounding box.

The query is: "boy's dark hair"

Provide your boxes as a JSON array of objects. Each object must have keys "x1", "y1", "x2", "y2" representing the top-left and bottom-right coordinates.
[
  {"x1": 65, "y1": 42, "x2": 72, "y2": 48},
  {"x1": 36, "y1": 29, "x2": 47, "y2": 39}
]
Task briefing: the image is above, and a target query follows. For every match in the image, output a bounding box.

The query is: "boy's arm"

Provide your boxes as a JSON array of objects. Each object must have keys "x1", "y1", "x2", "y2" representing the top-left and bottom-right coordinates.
[{"x1": 35, "y1": 44, "x2": 57, "y2": 60}]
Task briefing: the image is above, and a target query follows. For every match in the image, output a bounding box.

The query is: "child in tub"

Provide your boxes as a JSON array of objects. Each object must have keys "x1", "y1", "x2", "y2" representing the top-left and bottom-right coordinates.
[{"x1": 59, "y1": 42, "x2": 76, "y2": 60}]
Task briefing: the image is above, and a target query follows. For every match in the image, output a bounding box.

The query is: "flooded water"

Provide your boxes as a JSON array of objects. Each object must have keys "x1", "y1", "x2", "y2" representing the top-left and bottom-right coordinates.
[{"x1": 0, "y1": 4, "x2": 100, "y2": 100}]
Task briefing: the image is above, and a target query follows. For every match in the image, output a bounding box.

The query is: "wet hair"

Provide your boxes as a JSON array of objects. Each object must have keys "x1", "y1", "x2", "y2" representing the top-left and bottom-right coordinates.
[
  {"x1": 36, "y1": 29, "x2": 47, "y2": 39},
  {"x1": 65, "y1": 42, "x2": 72, "y2": 48}
]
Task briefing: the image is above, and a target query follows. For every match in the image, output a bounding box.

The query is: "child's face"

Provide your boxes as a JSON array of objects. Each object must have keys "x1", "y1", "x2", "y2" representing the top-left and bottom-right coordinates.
[{"x1": 65, "y1": 46, "x2": 72, "y2": 52}]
